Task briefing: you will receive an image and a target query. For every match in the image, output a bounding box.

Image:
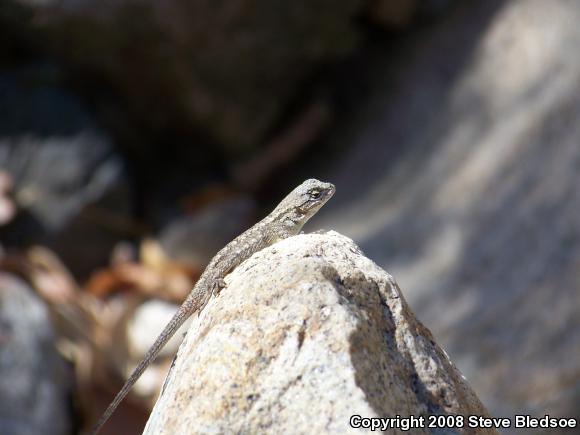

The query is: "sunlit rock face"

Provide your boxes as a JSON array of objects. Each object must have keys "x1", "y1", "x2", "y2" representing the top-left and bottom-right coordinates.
[{"x1": 145, "y1": 232, "x2": 494, "y2": 435}]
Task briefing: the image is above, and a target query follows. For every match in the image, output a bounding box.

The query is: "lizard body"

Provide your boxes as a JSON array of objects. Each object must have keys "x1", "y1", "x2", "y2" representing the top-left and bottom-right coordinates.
[{"x1": 90, "y1": 178, "x2": 335, "y2": 434}]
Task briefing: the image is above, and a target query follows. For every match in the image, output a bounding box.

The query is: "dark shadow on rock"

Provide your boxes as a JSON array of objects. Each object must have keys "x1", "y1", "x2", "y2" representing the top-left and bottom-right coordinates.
[{"x1": 322, "y1": 268, "x2": 445, "y2": 421}]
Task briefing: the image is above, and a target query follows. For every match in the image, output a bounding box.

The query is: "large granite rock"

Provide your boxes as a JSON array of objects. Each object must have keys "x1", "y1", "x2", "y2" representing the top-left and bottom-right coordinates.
[
  {"x1": 315, "y1": 0, "x2": 580, "y2": 427},
  {"x1": 144, "y1": 232, "x2": 494, "y2": 435}
]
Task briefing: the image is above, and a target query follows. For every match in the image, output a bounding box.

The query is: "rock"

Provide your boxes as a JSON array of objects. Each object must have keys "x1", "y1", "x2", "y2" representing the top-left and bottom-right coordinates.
[
  {"x1": 144, "y1": 232, "x2": 494, "y2": 435},
  {"x1": 18, "y1": 0, "x2": 363, "y2": 155},
  {"x1": 0, "y1": 64, "x2": 127, "y2": 278},
  {"x1": 128, "y1": 300, "x2": 192, "y2": 362},
  {"x1": 124, "y1": 299, "x2": 192, "y2": 398},
  {"x1": 317, "y1": 0, "x2": 580, "y2": 426},
  {"x1": 0, "y1": 65, "x2": 121, "y2": 233},
  {"x1": 0, "y1": 170, "x2": 16, "y2": 226},
  {"x1": 0, "y1": 272, "x2": 74, "y2": 435}
]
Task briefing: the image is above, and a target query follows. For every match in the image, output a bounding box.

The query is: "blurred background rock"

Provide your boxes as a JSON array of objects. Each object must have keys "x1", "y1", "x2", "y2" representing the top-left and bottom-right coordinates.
[{"x1": 0, "y1": 0, "x2": 578, "y2": 434}]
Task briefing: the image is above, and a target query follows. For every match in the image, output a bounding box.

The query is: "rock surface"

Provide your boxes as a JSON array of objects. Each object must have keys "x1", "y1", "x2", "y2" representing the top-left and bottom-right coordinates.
[
  {"x1": 144, "y1": 232, "x2": 494, "y2": 435},
  {"x1": 20, "y1": 0, "x2": 362, "y2": 154},
  {"x1": 316, "y1": 0, "x2": 580, "y2": 425},
  {"x1": 0, "y1": 273, "x2": 74, "y2": 435},
  {"x1": 0, "y1": 65, "x2": 126, "y2": 279},
  {"x1": 0, "y1": 66, "x2": 121, "y2": 232}
]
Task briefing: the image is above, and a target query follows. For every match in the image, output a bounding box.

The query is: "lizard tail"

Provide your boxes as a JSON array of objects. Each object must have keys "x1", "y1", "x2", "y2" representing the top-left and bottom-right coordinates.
[{"x1": 89, "y1": 303, "x2": 192, "y2": 435}]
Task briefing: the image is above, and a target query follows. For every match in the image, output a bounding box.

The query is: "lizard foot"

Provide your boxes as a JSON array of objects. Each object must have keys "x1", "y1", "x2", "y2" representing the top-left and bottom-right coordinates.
[{"x1": 213, "y1": 277, "x2": 227, "y2": 296}]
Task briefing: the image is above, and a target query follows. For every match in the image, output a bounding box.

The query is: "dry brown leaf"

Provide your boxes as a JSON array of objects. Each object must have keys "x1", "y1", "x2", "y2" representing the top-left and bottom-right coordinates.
[
  {"x1": 85, "y1": 239, "x2": 200, "y2": 302},
  {"x1": 26, "y1": 246, "x2": 79, "y2": 304}
]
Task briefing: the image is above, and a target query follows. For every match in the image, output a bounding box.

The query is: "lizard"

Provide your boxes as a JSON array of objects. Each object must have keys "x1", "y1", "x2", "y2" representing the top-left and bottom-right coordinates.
[{"x1": 90, "y1": 178, "x2": 335, "y2": 434}]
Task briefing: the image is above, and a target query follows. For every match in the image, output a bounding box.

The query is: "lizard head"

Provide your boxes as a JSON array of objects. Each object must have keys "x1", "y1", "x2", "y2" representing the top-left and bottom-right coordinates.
[{"x1": 271, "y1": 178, "x2": 335, "y2": 232}]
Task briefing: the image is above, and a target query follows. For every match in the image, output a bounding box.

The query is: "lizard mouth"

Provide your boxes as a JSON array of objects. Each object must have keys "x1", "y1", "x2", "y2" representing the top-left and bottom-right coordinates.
[
  {"x1": 326, "y1": 184, "x2": 336, "y2": 197},
  {"x1": 320, "y1": 184, "x2": 335, "y2": 202}
]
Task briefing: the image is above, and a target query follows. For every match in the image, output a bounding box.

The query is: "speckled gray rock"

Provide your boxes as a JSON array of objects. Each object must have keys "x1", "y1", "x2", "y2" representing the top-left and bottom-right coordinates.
[
  {"x1": 0, "y1": 273, "x2": 74, "y2": 435},
  {"x1": 144, "y1": 232, "x2": 495, "y2": 435}
]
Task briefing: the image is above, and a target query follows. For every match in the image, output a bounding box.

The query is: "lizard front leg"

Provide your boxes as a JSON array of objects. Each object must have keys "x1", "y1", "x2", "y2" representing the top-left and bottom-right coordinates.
[{"x1": 213, "y1": 277, "x2": 227, "y2": 296}]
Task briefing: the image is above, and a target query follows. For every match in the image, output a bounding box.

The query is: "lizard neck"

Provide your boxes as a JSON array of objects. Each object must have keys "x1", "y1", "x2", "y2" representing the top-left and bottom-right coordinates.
[{"x1": 263, "y1": 207, "x2": 305, "y2": 238}]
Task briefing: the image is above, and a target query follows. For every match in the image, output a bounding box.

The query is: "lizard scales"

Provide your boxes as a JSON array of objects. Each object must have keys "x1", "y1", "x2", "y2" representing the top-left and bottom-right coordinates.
[{"x1": 90, "y1": 178, "x2": 335, "y2": 434}]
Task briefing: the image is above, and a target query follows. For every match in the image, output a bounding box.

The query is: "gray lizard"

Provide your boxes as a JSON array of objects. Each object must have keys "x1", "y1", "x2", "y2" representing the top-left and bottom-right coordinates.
[{"x1": 90, "y1": 178, "x2": 335, "y2": 434}]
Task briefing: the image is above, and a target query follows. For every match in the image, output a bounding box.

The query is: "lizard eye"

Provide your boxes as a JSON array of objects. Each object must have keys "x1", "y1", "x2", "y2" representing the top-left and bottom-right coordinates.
[{"x1": 310, "y1": 189, "x2": 321, "y2": 199}]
